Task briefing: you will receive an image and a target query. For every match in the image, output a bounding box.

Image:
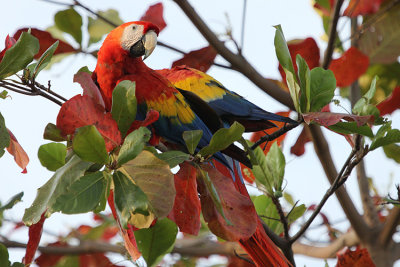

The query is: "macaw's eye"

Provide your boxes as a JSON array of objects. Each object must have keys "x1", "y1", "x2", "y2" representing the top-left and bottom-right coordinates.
[{"x1": 132, "y1": 26, "x2": 136, "y2": 30}]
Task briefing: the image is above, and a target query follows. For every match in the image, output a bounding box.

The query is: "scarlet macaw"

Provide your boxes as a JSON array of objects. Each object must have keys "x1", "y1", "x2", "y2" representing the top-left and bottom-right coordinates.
[
  {"x1": 93, "y1": 21, "x2": 291, "y2": 267},
  {"x1": 157, "y1": 66, "x2": 297, "y2": 132}
]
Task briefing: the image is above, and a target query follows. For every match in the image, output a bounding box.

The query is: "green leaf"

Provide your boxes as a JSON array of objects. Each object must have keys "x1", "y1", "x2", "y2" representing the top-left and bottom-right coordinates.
[
  {"x1": 76, "y1": 66, "x2": 92, "y2": 75},
  {"x1": 253, "y1": 195, "x2": 283, "y2": 235},
  {"x1": 198, "y1": 168, "x2": 231, "y2": 225},
  {"x1": 383, "y1": 144, "x2": 400, "y2": 163},
  {"x1": 111, "y1": 80, "x2": 137, "y2": 137},
  {"x1": 94, "y1": 172, "x2": 111, "y2": 213},
  {"x1": 32, "y1": 41, "x2": 59, "y2": 78},
  {"x1": 121, "y1": 150, "x2": 175, "y2": 218},
  {"x1": 353, "y1": 76, "x2": 378, "y2": 116},
  {"x1": 118, "y1": 127, "x2": 150, "y2": 166},
  {"x1": 309, "y1": 67, "x2": 336, "y2": 112},
  {"x1": 38, "y1": 143, "x2": 66, "y2": 171},
  {"x1": 273, "y1": 25, "x2": 295, "y2": 76},
  {"x1": 88, "y1": 9, "x2": 123, "y2": 45},
  {"x1": 360, "y1": 63, "x2": 400, "y2": 102},
  {"x1": 370, "y1": 125, "x2": 400, "y2": 150},
  {"x1": 23, "y1": 155, "x2": 92, "y2": 225},
  {"x1": 54, "y1": 8, "x2": 83, "y2": 45},
  {"x1": 358, "y1": 3, "x2": 400, "y2": 64},
  {"x1": 0, "y1": 243, "x2": 10, "y2": 267},
  {"x1": 113, "y1": 171, "x2": 150, "y2": 228},
  {"x1": 0, "y1": 32, "x2": 39, "y2": 80},
  {"x1": 297, "y1": 54, "x2": 311, "y2": 113},
  {"x1": 155, "y1": 151, "x2": 189, "y2": 168},
  {"x1": 0, "y1": 90, "x2": 8, "y2": 99},
  {"x1": 266, "y1": 142, "x2": 285, "y2": 193},
  {"x1": 43, "y1": 123, "x2": 65, "y2": 142},
  {"x1": 0, "y1": 112, "x2": 10, "y2": 158},
  {"x1": 0, "y1": 192, "x2": 23, "y2": 212},
  {"x1": 287, "y1": 204, "x2": 306, "y2": 224},
  {"x1": 247, "y1": 141, "x2": 274, "y2": 195},
  {"x1": 134, "y1": 218, "x2": 178, "y2": 267},
  {"x1": 199, "y1": 122, "x2": 244, "y2": 157},
  {"x1": 52, "y1": 171, "x2": 107, "y2": 214},
  {"x1": 72, "y1": 125, "x2": 108, "y2": 164},
  {"x1": 284, "y1": 69, "x2": 301, "y2": 112},
  {"x1": 182, "y1": 130, "x2": 203, "y2": 155},
  {"x1": 283, "y1": 192, "x2": 295, "y2": 206},
  {"x1": 329, "y1": 122, "x2": 374, "y2": 137}
]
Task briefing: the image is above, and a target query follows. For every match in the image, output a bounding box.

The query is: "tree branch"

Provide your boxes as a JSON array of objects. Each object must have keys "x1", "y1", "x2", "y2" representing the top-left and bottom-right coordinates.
[
  {"x1": 1, "y1": 236, "x2": 245, "y2": 258},
  {"x1": 292, "y1": 230, "x2": 359, "y2": 259},
  {"x1": 322, "y1": 0, "x2": 344, "y2": 69},
  {"x1": 307, "y1": 125, "x2": 370, "y2": 240},
  {"x1": 250, "y1": 121, "x2": 300, "y2": 150},
  {"x1": 379, "y1": 207, "x2": 400, "y2": 247},
  {"x1": 349, "y1": 18, "x2": 380, "y2": 228},
  {"x1": 173, "y1": 0, "x2": 294, "y2": 109},
  {"x1": 0, "y1": 80, "x2": 64, "y2": 106}
]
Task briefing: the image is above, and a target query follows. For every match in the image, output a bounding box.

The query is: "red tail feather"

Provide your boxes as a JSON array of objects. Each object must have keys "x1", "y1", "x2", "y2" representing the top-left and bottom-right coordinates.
[{"x1": 214, "y1": 160, "x2": 290, "y2": 267}]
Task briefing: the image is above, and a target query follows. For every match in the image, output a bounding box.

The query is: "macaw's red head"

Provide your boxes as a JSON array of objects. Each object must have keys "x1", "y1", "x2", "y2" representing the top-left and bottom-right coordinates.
[{"x1": 101, "y1": 21, "x2": 159, "y2": 60}]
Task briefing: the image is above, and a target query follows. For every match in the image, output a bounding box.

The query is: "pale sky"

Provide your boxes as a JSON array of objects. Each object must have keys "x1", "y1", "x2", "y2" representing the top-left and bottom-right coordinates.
[{"x1": 0, "y1": 1, "x2": 399, "y2": 266}]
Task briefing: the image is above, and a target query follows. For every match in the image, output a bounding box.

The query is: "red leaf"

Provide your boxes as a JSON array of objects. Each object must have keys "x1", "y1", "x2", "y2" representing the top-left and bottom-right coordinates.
[
  {"x1": 23, "y1": 213, "x2": 46, "y2": 265},
  {"x1": 6, "y1": 130, "x2": 29, "y2": 173},
  {"x1": 77, "y1": 225, "x2": 92, "y2": 235},
  {"x1": 377, "y1": 86, "x2": 400, "y2": 116},
  {"x1": 197, "y1": 164, "x2": 258, "y2": 241},
  {"x1": 35, "y1": 242, "x2": 67, "y2": 267},
  {"x1": 79, "y1": 253, "x2": 124, "y2": 267},
  {"x1": 167, "y1": 162, "x2": 201, "y2": 235},
  {"x1": 290, "y1": 127, "x2": 312, "y2": 156},
  {"x1": 56, "y1": 95, "x2": 122, "y2": 152},
  {"x1": 313, "y1": 0, "x2": 335, "y2": 16},
  {"x1": 343, "y1": 0, "x2": 384, "y2": 17},
  {"x1": 101, "y1": 226, "x2": 119, "y2": 241},
  {"x1": 74, "y1": 72, "x2": 105, "y2": 109},
  {"x1": 329, "y1": 47, "x2": 369, "y2": 87},
  {"x1": 107, "y1": 190, "x2": 141, "y2": 260},
  {"x1": 303, "y1": 112, "x2": 373, "y2": 127},
  {"x1": 13, "y1": 28, "x2": 76, "y2": 59},
  {"x1": 241, "y1": 164, "x2": 255, "y2": 184},
  {"x1": 250, "y1": 111, "x2": 291, "y2": 155},
  {"x1": 279, "y1": 38, "x2": 320, "y2": 81},
  {"x1": 140, "y1": 3, "x2": 167, "y2": 32},
  {"x1": 336, "y1": 247, "x2": 376, "y2": 267},
  {"x1": 0, "y1": 35, "x2": 17, "y2": 62},
  {"x1": 172, "y1": 46, "x2": 217, "y2": 72}
]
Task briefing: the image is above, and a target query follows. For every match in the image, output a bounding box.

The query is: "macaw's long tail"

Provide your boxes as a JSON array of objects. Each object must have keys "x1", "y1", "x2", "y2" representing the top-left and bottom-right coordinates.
[
  {"x1": 214, "y1": 159, "x2": 291, "y2": 267},
  {"x1": 239, "y1": 219, "x2": 290, "y2": 267}
]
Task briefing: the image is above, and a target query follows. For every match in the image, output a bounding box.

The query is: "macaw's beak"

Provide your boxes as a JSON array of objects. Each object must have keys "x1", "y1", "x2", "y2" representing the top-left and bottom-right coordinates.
[{"x1": 129, "y1": 30, "x2": 157, "y2": 60}]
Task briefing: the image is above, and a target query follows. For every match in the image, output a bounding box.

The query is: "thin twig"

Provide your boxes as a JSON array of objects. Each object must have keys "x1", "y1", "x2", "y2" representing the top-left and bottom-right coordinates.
[
  {"x1": 0, "y1": 80, "x2": 64, "y2": 106},
  {"x1": 251, "y1": 122, "x2": 300, "y2": 150},
  {"x1": 290, "y1": 142, "x2": 368, "y2": 243},
  {"x1": 322, "y1": 0, "x2": 345, "y2": 69},
  {"x1": 271, "y1": 196, "x2": 290, "y2": 240},
  {"x1": 34, "y1": 80, "x2": 68, "y2": 102}
]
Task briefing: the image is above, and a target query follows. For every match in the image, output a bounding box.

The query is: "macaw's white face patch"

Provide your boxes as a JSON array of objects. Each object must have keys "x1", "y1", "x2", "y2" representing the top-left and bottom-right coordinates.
[{"x1": 120, "y1": 24, "x2": 145, "y2": 51}]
